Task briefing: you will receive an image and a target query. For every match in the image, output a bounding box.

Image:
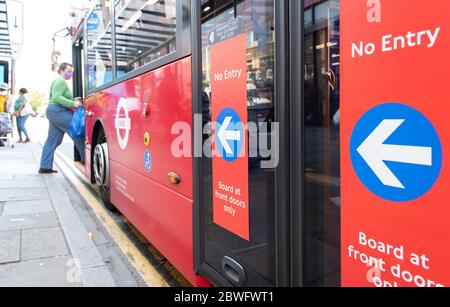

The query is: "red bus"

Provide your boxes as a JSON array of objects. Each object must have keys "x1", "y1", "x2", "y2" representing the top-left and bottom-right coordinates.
[{"x1": 71, "y1": 0, "x2": 449, "y2": 287}]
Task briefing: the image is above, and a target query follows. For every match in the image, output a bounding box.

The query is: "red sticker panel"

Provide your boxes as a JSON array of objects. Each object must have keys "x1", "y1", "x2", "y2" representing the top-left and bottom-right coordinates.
[
  {"x1": 210, "y1": 33, "x2": 249, "y2": 241},
  {"x1": 341, "y1": 0, "x2": 450, "y2": 287}
]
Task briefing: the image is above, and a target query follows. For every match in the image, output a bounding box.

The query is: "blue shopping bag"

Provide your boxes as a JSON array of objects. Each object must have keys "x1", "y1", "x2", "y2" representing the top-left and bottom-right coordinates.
[{"x1": 69, "y1": 107, "x2": 86, "y2": 139}]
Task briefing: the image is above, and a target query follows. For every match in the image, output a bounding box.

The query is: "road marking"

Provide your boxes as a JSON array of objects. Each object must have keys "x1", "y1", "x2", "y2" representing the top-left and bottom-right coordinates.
[{"x1": 54, "y1": 150, "x2": 169, "y2": 287}]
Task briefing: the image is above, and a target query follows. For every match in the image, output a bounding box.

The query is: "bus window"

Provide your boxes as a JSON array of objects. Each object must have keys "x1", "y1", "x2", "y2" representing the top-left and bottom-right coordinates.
[
  {"x1": 114, "y1": 0, "x2": 177, "y2": 76},
  {"x1": 87, "y1": 0, "x2": 113, "y2": 91}
]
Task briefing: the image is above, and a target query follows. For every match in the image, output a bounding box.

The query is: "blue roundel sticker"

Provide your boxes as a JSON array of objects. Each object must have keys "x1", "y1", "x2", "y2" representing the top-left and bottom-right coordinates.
[
  {"x1": 350, "y1": 103, "x2": 442, "y2": 202},
  {"x1": 215, "y1": 108, "x2": 244, "y2": 162},
  {"x1": 144, "y1": 150, "x2": 152, "y2": 173}
]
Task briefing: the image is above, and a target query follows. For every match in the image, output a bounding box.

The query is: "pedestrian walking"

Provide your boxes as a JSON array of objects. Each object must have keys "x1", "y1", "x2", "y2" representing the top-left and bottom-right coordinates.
[
  {"x1": 39, "y1": 63, "x2": 85, "y2": 174},
  {"x1": 14, "y1": 88, "x2": 34, "y2": 143}
]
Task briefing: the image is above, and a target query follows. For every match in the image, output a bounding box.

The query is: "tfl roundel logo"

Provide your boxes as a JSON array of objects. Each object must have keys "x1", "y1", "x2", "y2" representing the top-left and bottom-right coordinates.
[
  {"x1": 350, "y1": 103, "x2": 443, "y2": 202},
  {"x1": 115, "y1": 98, "x2": 132, "y2": 150}
]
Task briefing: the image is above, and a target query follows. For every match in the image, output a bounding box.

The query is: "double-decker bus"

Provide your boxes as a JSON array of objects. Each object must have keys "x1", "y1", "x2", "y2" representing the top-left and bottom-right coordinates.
[{"x1": 71, "y1": 0, "x2": 449, "y2": 287}]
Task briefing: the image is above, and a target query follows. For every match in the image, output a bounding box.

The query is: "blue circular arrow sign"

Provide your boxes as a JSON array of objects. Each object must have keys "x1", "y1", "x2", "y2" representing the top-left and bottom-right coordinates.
[
  {"x1": 350, "y1": 103, "x2": 442, "y2": 202},
  {"x1": 216, "y1": 108, "x2": 244, "y2": 162}
]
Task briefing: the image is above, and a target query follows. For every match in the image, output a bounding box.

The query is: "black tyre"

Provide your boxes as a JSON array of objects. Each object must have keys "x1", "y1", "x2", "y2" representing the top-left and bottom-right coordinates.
[{"x1": 93, "y1": 130, "x2": 116, "y2": 211}]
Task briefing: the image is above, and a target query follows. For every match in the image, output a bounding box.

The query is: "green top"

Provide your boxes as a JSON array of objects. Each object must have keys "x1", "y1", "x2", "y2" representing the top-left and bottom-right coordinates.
[
  {"x1": 14, "y1": 96, "x2": 27, "y2": 112},
  {"x1": 49, "y1": 77, "x2": 74, "y2": 108}
]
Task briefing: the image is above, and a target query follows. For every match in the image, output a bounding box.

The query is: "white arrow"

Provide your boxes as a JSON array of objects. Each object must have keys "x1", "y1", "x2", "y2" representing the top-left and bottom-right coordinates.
[
  {"x1": 357, "y1": 119, "x2": 432, "y2": 189},
  {"x1": 217, "y1": 116, "x2": 241, "y2": 155}
]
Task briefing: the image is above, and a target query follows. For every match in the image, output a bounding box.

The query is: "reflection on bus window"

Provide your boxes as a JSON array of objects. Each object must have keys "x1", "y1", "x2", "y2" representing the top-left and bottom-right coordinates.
[
  {"x1": 87, "y1": 0, "x2": 113, "y2": 91},
  {"x1": 201, "y1": 0, "x2": 277, "y2": 285},
  {"x1": 304, "y1": 0, "x2": 341, "y2": 287},
  {"x1": 114, "y1": 0, "x2": 177, "y2": 76},
  {"x1": 202, "y1": 1, "x2": 274, "y2": 109}
]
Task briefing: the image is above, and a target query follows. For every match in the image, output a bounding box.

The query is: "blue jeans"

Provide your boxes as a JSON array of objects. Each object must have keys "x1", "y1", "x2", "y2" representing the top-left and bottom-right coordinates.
[
  {"x1": 16, "y1": 115, "x2": 30, "y2": 140},
  {"x1": 40, "y1": 104, "x2": 85, "y2": 169}
]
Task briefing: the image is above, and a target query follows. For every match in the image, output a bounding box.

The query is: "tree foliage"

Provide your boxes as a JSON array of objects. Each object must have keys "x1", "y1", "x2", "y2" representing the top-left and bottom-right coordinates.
[{"x1": 28, "y1": 90, "x2": 46, "y2": 111}]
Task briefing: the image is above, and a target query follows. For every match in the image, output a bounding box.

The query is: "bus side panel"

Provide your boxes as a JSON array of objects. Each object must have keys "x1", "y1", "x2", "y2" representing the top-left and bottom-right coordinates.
[
  {"x1": 92, "y1": 57, "x2": 209, "y2": 286},
  {"x1": 110, "y1": 161, "x2": 209, "y2": 287},
  {"x1": 107, "y1": 58, "x2": 193, "y2": 200},
  {"x1": 140, "y1": 57, "x2": 193, "y2": 199}
]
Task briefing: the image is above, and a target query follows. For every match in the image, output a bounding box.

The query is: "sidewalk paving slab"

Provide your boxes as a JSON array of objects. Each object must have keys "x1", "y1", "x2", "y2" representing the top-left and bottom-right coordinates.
[
  {"x1": 2, "y1": 200, "x2": 53, "y2": 216},
  {"x1": 0, "y1": 231, "x2": 21, "y2": 264},
  {"x1": 0, "y1": 256, "x2": 82, "y2": 287},
  {"x1": 21, "y1": 227, "x2": 70, "y2": 261},
  {"x1": 0, "y1": 212, "x2": 59, "y2": 232},
  {"x1": 0, "y1": 188, "x2": 49, "y2": 202},
  {"x1": 0, "y1": 178, "x2": 45, "y2": 189},
  {"x1": 0, "y1": 164, "x2": 39, "y2": 175},
  {"x1": 58, "y1": 219, "x2": 106, "y2": 270},
  {"x1": 81, "y1": 266, "x2": 117, "y2": 287},
  {"x1": 0, "y1": 159, "x2": 36, "y2": 165},
  {"x1": 0, "y1": 174, "x2": 13, "y2": 180},
  {"x1": 14, "y1": 174, "x2": 44, "y2": 180}
]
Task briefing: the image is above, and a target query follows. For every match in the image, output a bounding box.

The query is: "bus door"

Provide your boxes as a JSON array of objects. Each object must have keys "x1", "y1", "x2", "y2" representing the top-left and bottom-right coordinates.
[
  {"x1": 289, "y1": 0, "x2": 342, "y2": 287},
  {"x1": 72, "y1": 29, "x2": 86, "y2": 165},
  {"x1": 193, "y1": 0, "x2": 290, "y2": 287}
]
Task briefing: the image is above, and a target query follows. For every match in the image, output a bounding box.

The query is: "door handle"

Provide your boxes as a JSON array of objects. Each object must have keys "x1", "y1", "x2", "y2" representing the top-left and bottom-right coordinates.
[
  {"x1": 86, "y1": 111, "x2": 95, "y2": 118},
  {"x1": 326, "y1": 69, "x2": 336, "y2": 91},
  {"x1": 222, "y1": 256, "x2": 246, "y2": 286},
  {"x1": 143, "y1": 103, "x2": 150, "y2": 117},
  {"x1": 168, "y1": 172, "x2": 181, "y2": 185}
]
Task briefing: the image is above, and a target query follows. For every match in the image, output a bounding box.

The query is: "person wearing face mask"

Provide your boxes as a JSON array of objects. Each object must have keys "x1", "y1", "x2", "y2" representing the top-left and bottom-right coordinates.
[
  {"x1": 39, "y1": 62, "x2": 84, "y2": 174},
  {"x1": 0, "y1": 85, "x2": 8, "y2": 113}
]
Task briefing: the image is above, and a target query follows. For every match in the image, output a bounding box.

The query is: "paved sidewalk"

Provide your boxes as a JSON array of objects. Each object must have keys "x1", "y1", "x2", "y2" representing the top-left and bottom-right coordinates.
[{"x1": 0, "y1": 143, "x2": 116, "y2": 287}]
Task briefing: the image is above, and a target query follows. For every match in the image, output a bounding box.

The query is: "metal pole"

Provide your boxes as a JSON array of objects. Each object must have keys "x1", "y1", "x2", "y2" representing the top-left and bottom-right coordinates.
[{"x1": 10, "y1": 58, "x2": 15, "y2": 94}]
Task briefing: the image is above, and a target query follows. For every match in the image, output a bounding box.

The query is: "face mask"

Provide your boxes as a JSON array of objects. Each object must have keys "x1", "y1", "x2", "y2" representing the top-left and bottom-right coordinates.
[{"x1": 64, "y1": 71, "x2": 73, "y2": 80}]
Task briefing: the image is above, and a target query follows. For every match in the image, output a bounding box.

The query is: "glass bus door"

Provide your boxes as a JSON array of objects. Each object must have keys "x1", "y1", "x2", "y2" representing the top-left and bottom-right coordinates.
[
  {"x1": 289, "y1": 0, "x2": 342, "y2": 287},
  {"x1": 193, "y1": 0, "x2": 289, "y2": 287},
  {"x1": 302, "y1": 0, "x2": 341, "y2": 287},
  {"x1": 72, "y1": 31, "x2": 86, "y2": 165},
  {"x1": 194, "y1": 0, "x2": 343, "y2": 287}
]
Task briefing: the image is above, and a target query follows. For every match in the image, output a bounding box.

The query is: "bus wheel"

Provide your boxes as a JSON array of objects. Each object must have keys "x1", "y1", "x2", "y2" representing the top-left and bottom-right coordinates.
[{"x1": 93, "y1": 132, "x2": 115, "y2": 211}]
